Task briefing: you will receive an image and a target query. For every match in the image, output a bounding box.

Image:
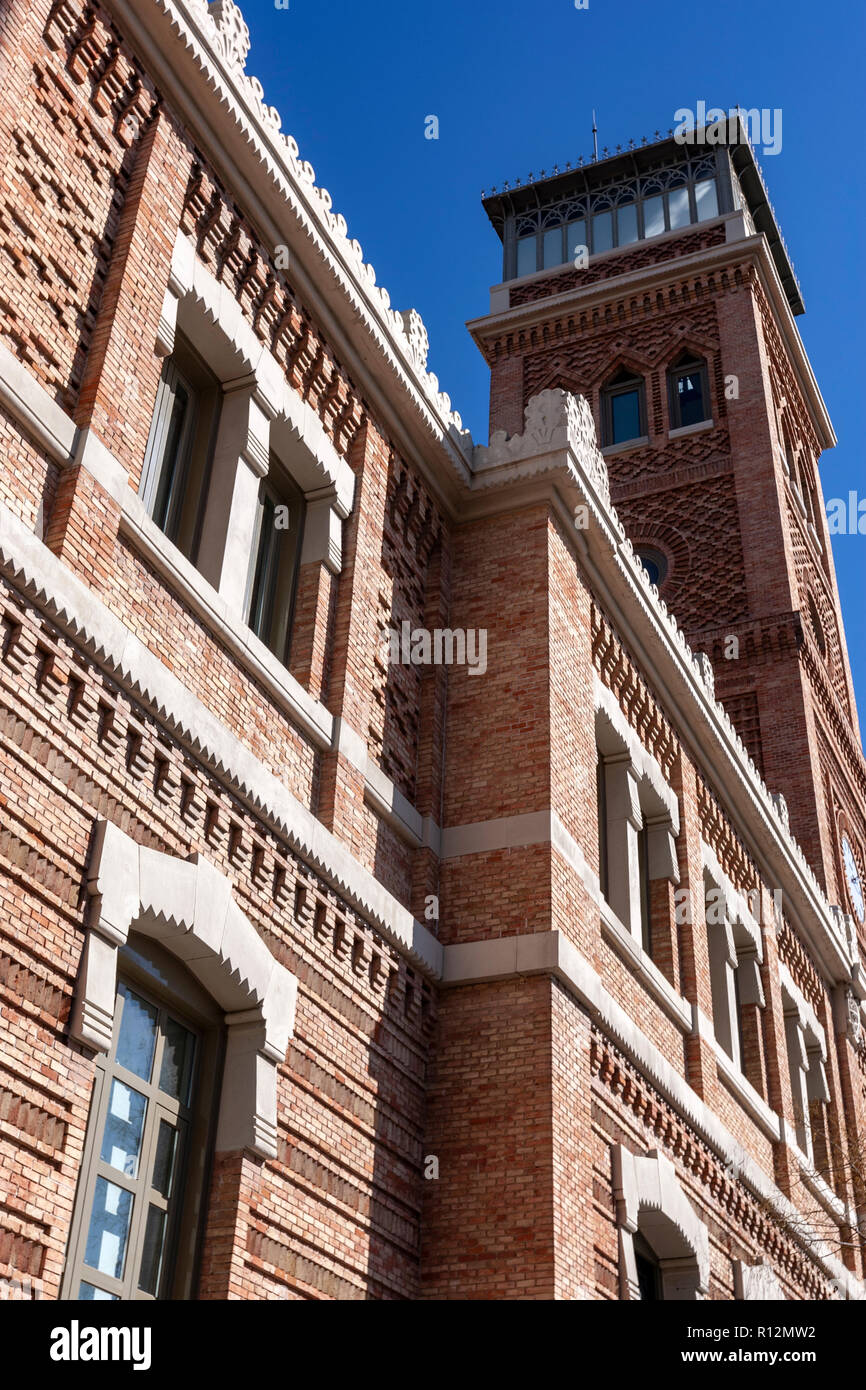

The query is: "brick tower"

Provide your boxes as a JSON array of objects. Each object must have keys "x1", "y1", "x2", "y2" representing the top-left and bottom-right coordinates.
[{"x1": 471, "y1": 120, "x2": 866, "y2": 952}]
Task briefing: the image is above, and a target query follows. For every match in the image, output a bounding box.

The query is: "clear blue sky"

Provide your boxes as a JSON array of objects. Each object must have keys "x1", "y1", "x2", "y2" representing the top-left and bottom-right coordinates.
[{"x1": 242, "y1": 0, "x2": 865, "y2": 711}]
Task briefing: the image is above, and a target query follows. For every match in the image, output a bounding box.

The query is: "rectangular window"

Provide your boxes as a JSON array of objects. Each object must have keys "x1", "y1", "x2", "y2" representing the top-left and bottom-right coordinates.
[
  {"x1": 246, "y1": 462, "x2": 305, "y2": 663},
  {"x1": 543, "y1": 226, "x2": 563, "y2": 268},
  {"x1": 566, "y1": 219, "x2": 586, "y2": 262},
  {"x1": 668, "y1": 186, "x2": 691, "y2": 229},
  {"x1": 611, "y1": 389, "x2": 641, "y2": 444},
  {"x1": 140, "y1": 335, "x2": 219, "y2": 562},
  {"x1": 596, "y1": 755, "x2": 609, "y2": 900},
  {"x1": 516, "y1": 235, "x2": 537, "y2": 277},
  {"x1": 694, "y1": 178, "x2": 719, "y2": 221},
  {"x1": 592, "y1": 211, "x2": 613, "y2": 254},
  {"x1": 642, "y1": 195, "x2": 665, "y2": 238},
  {"x1": 669, "y1": 360, "x2": 709, "y2": 429},
  {"x1": 638, "y1": 823, "x2": 652, "y2": 957},
  {"x1": 617, "y1": 203, "x2": 639, "y2": 246}
]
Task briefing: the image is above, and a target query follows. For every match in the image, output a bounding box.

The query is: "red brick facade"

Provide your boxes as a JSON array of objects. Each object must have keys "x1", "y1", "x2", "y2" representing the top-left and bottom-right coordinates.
[{"x1": 0, "y1": 0, "x2": 864, "y2": 1304}]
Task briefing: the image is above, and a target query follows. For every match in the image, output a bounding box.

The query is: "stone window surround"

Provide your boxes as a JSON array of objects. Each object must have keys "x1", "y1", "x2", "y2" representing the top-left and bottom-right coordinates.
[
  {"x1": 779, "y1": 961, "x2": 830, "y2": 1161},
  {"x1": 0, "y1": 335, "x2": 435, "y2": 855},
  {"x1": 612, "y1": 1144, "x2": 711, "y2": 1299},
  {"x1": 158, "y1": 232, "x2": 355, "y2": 600},
  {"x1": 702, "y1": 839, "x2": 765, "y2": 1074},
  {"x1": 594, "y1": 675, "x2": 680, "y2": 946},
  {"x1": 70, "y1": 819, "x2": 298, "y2": 1160}
]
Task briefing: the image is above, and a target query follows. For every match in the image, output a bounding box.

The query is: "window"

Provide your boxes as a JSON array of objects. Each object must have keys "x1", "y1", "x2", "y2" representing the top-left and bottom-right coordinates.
[
  {"x1": 505, "y1": 174, "x2": 720, "y2": 279},
  {"x1": 596, "y1": 753, "x2": 609, "y2": 900},
  {"x1": 617, "y1": 202, "x2": 639, "y2": 246},
  {"x1": 140, "y1": 334, "x2": 219, "y2": 560},
  {"x1": 634, "y1": 1234, "x2": 661, "y2": 1300},
  {"x1": 64, "y1": 943, "x2": 222, "y2": 1301},
  {"x1": 638, "y1": 822, "x2": 652, "y2": 956},
  {"x1": 591, "y1": 210, "x2": 613, "y2": 254},
  {"x1": 542, "y1": 226, "x2": 562, "y2": 268},
  {"x1": 635, "y1": 546, "x2": 669, "y2": 588},
  {"x1": 668, "y1": 185, "x2": 691, "y2": 229},
  {"x1": 516, "y1": 234, "x2": 537, "y2": 277},
  {"x1": 694, "y1": 178, "x2": 719, "y2": 221},
  {"x1": 601, "y1": 369, "x2": 646, "y2": 447},
  {"x1": 668, "y1": 355, "x2": 710, "y2": 429},
  {"x1": 245, "y1": 459, "x2": 305, "y2": 661}
]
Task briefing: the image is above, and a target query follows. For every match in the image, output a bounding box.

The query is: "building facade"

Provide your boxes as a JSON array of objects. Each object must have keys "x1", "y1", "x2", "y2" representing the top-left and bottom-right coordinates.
[{"x1": 0, "y1": 0, "x2": 864, "y2": 1301}]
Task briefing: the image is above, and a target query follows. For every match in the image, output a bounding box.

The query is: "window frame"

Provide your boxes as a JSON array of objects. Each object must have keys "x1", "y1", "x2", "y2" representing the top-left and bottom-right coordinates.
[
  {"x1": 63, "y1": 941, "x2": 223, "y2": 1303},
  {"x1": 601, "y1": 371, "x2": 647, "y2": 448},
  {"x1": 244, "y1": 458, "x2": 306, "y2": 664},
  {"x1": 667, "y1": 356, "x2": 711, "y2": 430}
]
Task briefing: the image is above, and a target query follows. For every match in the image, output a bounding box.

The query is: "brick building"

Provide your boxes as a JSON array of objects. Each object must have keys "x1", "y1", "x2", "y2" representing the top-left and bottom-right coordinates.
[{"x1": 0, "y1": 0, "x2": 864, "y2": 1302}]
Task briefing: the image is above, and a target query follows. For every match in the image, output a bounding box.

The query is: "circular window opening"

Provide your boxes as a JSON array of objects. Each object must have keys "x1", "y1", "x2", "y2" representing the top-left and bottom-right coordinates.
[{"x1": 635, "y1": 546, "x2": 669, "y2": 588}]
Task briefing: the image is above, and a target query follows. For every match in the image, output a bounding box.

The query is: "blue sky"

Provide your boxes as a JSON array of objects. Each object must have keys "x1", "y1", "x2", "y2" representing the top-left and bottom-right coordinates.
[{"x1": 242, "y1": 0, "x2": 865, "y2": 710}]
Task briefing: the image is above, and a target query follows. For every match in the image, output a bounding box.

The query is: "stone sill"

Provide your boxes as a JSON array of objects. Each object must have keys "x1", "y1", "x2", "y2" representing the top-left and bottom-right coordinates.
[
  {"x1": 668, "y1": 419, "x2": 713, "y2": 440},
  {"x1": 711, "y1": 1036, "x2": 781, "y2": 1142},
  {"x1": 600, "y1": 900, "x2": 692, "y2": 1032},
  {"x1": 601, "y1": 435, "x2": 649, "y2": 458}
]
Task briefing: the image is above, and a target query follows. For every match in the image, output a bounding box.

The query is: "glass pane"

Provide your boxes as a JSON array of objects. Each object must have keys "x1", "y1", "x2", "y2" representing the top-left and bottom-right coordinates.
[
  {"x1": 617, "y1": 203, "x2": 639, "y2": 245},
  {"x1": 694, "y1": 178, "x2": 718, "y2": 221},
  {"x1": 84, "y1": 1178, "x2": 133, "y2": 1281},
  {"x1": 79, "y1": 1281, "x2": 118, "y2": 1301},
  {"x1": 138, "y1": 1205, "x2": 167, "y2": 1297},
  {"x1": 516, "y1": 235, "x2": 536, "y2": 277},
  {"x1": 676, "y1": 371, "x2": 706, "y2": 427},
  {"x1": 542, "y1": 226, "x2": 562, "y2": 268},
  {"x1": 100, "y1": 1079, "x2": 147, "y2": 1178},
  {"x1": 643, "y1": 195, "x2": 665, "y2": 238},
  {"x1": 565, "y1": 219, "x2": 586, "y2": 263},
  {"x1": 669, "y1": 186, "x2": 691, "y2": 229},
  {"x1": 592, "y1": 211, "x2": 613, "y2": 254},
  {"x1": 248, "y1": 494, "x2": 279, "y2": 642},
  {"x1": 116, "y1": 985, "x2": 158, "y2": 1082},
  {"x1": 152, "y1": 1120, "x2": 179, "y2": 1200},
  {"x1": 159, "y1": 1017, "x2": 196, "y2": 1104},
  {"x1": 152, "y1": 383, "x2": 190, "y2": 533},
  {"x1": 611, "y1": 389, "x2": 641, "y2": 444}
]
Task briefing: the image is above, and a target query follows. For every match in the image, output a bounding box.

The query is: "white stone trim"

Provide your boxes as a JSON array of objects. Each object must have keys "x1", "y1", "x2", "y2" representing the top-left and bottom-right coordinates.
[
  {"x1": 0, "y1": 502, "x2": 442, "y2": 978},
  {"x1": 441, "y1": 928, "x2": 863, "y2": 1299},
  {"x1": 779, "y1": 963, "x2": 827, "y2": 1061},
  {"x1": 172, "y1": 233, "x2": 356, "y2": 522},
  {"x1": 701, "y1": 840, "x2": 763, "y2": 960},
  {"x1": 594, "y1": 675, "x2": 680, "y2": 831},
  {"x1": 71, "y1": 820, "x2": 298, "y2": 1159},
  {"x1": 0, "y1": 341, "x2": 77, "y2": 465},
  {"x1": 668, "y1": 419, "x2": 713, "y2": 440},
  {"x1": 734, "y1": 1261, "x2": 786, "y2": 1300},
  {"x1": 612, "y1": 1144, "x2": 710, "y2": 1299},
  {"x1": 600, "y1": 900, "x2": 692, "y2": 1031},
  {"x1": 692, "y1": 1006, "x2": 782, "y2": 1141}
]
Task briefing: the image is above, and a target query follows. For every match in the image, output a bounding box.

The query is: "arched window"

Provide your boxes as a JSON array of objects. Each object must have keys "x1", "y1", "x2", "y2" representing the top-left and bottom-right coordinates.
[
  {"x1": 601, "y1": 369, "x2": 646, "y2": 448},
  {"x1": 612, "y1": 1145, "x2": 710, "y2": 1300},
  {"x1": 63, "y1": 938, "x2": 223, "y2": 1301},
  {"x1": 634, "y1": 545, "x2": 669, "y2": 589},
  {"x1": 66, "y1": 820, "x2": 299, "y2": 1301},
  {"x1": 667, "y1": 353, "x2": 710, "y2": 430}
]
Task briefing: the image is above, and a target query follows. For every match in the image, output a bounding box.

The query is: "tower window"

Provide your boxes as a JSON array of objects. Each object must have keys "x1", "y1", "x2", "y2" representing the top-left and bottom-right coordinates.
[
  {"x1": 668, "y1": 355, "x2": 710, "y2": 429},
  {"x1": 601, "y1": 370, "x2": 646, "y2": 447},
  {"x1": 694, "y1": 178, "x2": 719, "y2": 220},
  {"x1": 634, "y1": 546, "x2": 669, "y2": 588}
]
